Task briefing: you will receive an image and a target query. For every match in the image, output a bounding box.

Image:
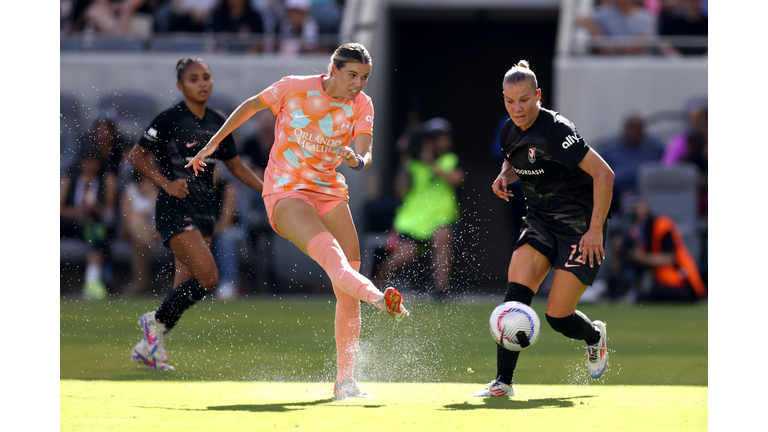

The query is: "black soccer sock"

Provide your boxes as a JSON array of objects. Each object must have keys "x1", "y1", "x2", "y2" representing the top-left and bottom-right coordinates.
[
  {"x1": 497, "y1": 282, "x2": 536, "y2": 384},
  {"x1": 154, "y1": 278, "x2": 208, "y2": 332},
  {"x1": 545, "y1": 310, "x2": 600, "y2": 344}
]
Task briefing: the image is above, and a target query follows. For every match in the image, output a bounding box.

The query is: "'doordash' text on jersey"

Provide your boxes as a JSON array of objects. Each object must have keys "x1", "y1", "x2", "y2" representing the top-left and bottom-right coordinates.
[{"x1": 500, "y1": 107, "x2": 597, "y2": 235}]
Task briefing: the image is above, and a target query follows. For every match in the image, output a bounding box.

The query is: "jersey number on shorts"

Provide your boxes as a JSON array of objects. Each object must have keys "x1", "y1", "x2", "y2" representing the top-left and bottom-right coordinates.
[{"x1": 566, "y1": 245, "x2": 587, "y2": 267}]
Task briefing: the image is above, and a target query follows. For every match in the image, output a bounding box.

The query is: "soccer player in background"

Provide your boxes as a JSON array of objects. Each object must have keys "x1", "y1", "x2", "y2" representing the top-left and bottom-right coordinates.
[
  {"x1": 185, "y1": 43, "x2": 409, "y2": 400},
  {"x1": 127, "y1": 56, "x2": 264, "y2": 371},
  {"x1": 474, "y1": 60, "x2": 615, "y2": 397}
]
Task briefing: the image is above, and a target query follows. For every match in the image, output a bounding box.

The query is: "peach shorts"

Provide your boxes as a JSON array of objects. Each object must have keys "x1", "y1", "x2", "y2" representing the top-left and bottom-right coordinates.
[{"x1": 263, "y1": 190, "x2": 348, "y2": 238}]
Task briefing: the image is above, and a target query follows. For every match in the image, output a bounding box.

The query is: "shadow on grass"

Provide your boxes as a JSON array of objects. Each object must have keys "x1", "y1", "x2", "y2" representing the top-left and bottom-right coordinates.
[
  {"x1": 205, "y1": 399, "x2": 384, "y2": 413},
  {"x1": 443, "y1": 395, "x2": 595, "y2": 411}
]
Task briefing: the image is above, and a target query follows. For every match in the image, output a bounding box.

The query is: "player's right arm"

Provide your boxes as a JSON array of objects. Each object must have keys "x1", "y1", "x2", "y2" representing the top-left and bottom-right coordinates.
[
  {"x1": 187, "y1": 94, "x2": 270, "y2": 175},
  {"x1": 492, "y1": 160, "x2": 519, "y2": 202},
  {"x1": 127, "y1": 145, "x2": 188, "y2": 199}
]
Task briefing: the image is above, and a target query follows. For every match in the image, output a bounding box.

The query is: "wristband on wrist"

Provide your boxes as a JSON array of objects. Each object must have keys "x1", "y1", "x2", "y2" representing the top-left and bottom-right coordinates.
[{"x1": 350, "y1": 153, "x2": 366, "y2": 171}]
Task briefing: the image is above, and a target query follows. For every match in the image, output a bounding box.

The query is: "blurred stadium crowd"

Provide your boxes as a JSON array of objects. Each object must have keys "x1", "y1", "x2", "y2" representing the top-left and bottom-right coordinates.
[
  {"x1": 60, "y1": 0, "x2": 343, "y2": 54},
  {"x1": 60, "y1": 0, "x2": 707, "y2": 303}
]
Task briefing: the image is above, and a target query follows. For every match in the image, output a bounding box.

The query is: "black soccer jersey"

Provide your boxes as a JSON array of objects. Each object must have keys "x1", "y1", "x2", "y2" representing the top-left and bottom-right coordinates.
[
  {"x1": 500, "y1": 107, "x2": 602, "y2": 235},
  {"x1": 137, "y1": 102, "x2": 238, "y2": 220}
]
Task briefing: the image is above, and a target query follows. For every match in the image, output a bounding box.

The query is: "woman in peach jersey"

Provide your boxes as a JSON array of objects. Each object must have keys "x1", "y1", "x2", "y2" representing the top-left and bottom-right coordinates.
[{"x1": 186, "y1": 43, "x2": 409, "y2": 400}]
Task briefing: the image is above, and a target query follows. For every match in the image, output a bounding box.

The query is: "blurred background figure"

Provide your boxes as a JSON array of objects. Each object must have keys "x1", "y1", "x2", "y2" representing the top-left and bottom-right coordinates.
[
  {"x1": 153, "y1": 0, "x2": 217, "y2": 33},
  {"x1": 211, "y1": 163, "x2": 247, "y2": 299},
  {"x1": 60, "y1": 145, "x2": 119, "y2": 299},
  {"x1": 119, "y1": 170, "x2": 161, "y2": 296},
  {"x1": 578, "y1": 0, "x2": 656, "y2": 55},
  {"x1": 607, "y1": 198, "x2": 706, "y2": 302},
  {"x1": 373, "y1": 118, "x2": 466, "y2": 302},
  {"x1": 206, "y1": 0, "x2": 266, "y2": 52},
  {"x1": 79, "y1": 0, "x2": 159, "y2": 37},
  {"x1": 309, "y1": 0, "x2": 342, "y2": 35},
  {"x1": 597, "y1": 113, "x2": 665, "y2": 215},
  {"x1": 277, "y1": 0, "x2": 321, "y2": 55},
  {"x1": 657, "y1": 0, "x2": 708, "y2": 57}
]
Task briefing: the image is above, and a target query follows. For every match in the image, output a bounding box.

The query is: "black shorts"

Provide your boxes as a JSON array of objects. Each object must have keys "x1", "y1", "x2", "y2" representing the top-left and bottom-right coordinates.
[
  {"x1": 155, "y1": 194, "x2": 216, "y2": 247},
  {"x1": 514, "y1": 214, "x2": 607, "y2": 286}
]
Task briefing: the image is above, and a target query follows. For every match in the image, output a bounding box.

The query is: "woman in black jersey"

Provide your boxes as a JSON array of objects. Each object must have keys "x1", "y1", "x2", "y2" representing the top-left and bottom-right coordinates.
[
  {"x1": 473, "y1": 60, "x2": 615, "y2": 397},
  {"x1": 127, "y1": 56, "x2": 264, "y2": 370}
]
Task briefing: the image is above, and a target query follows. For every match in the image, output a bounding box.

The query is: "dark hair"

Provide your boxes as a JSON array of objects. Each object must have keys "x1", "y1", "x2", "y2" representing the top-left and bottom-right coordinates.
[
  {"x1": 329, "y1": 43, "x2": 372, "y2": 73},
  {"x1": 176, "y1": 56, "x2": 210, "y2": 82},
  {"x1": 503, "y1": 59, "x2": 538, "y2": 90}
]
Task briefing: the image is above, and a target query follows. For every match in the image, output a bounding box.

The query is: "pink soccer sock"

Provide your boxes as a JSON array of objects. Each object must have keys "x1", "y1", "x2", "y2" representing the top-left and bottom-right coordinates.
[
  {"x1": 306, "y1": 232, "x2": 383, "y2": 304},
  {"x1": 334, "y1": 260, "x2": 362, "y2": 383}
]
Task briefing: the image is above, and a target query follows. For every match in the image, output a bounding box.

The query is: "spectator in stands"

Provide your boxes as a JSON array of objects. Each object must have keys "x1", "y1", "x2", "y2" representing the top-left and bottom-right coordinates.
[
  {"x1": 310, "y1": 0, "x2": 342, "y2": 35},
  {"x1": 237, "y1": 109, "x2": 275, "y2": 231},
  {"x1": 153, "y1": 0, "x2": 217, "y2": 33},
  {"x1": 598, "y1": 113, "x2": 665, "y2": 214},
  {"x1": 120, "y1": 170, "x2": 161, "y2": 296},
  {"x1": 60, "y1": 145, "x2": 119, "y2": 299},
  {"x1": 578, "y1": 0, "x2": 656, "y2": 55},
  {"x1": 87, "y1": 117, "x2": 127, "y2": 180},
  {"x1": 277, "y1": 0, "x2": 322, "y2": 54},
  {"x1": 211, "y1": 163, "x2": 247, "y2": 299},
  {"x1": 662, "y1": 97, "x2": 707, "y2": 167},
  {"x1": 372, "y1": 118, "x2": 466, "y2": 302},
  {"x1": 609, "y1": 198, "x2": 706, "y2": 302},
  {"x1": 658, "y1": 0, "x2": 708, "y2": 56},
  {"x1": 682, "y1": 131, "x2": 707, "y2": 217},
  {"x1": 206, "y1": 0, "x2": 266, "y2": 52},
  {"x1": 81, "y1": 0, "x2": 158, "y2": 37}
]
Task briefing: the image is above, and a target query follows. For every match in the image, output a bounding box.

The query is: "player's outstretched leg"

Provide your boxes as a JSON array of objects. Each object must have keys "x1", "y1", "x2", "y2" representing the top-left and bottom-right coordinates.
[
  {"x1": 307, "y1": 232, "x2": 410, "y2": 321},
  {"x1": 586, "y1": 320, "x2": 608, "y2": 378},
  {"x1": 472, "y1": 377, "x2": 515, "y2": 397}
]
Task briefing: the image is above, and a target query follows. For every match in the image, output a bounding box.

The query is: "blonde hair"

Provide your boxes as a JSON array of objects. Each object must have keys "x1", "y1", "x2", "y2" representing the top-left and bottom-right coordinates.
[{"x1": 503, "y1": 59, "x2": 538, "y2": 90}]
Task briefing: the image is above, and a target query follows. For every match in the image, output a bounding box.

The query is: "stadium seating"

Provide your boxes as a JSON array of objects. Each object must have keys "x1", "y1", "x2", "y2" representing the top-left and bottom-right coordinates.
[{"x1": 637, "y1": 161, "x2": 702, "y2": 267}]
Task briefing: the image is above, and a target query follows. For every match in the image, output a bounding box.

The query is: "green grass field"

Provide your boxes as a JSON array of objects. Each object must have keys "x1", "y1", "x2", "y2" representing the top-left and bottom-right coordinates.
[{"x1": 60, "y1": 295, "x2": 707, "y2": 431}]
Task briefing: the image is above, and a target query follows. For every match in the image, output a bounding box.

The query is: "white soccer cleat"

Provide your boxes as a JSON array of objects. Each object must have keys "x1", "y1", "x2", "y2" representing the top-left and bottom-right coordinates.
[
  {"x1": 472, "y1": 378, "x2": 515, "y2": 397},
  {"x1": 378, "y1": 287, "x2": 409, "y2": 322},
  {"x1": 138, "y1": 311, "x2": 169, "y2": 363},
  {"x1": 131, "y1": 339, "x2": 175, "y2": 371},
  {"x1": 333, "y1": 378, "x2": 374, "y2": 401},
  {"x1": 586, "y1": 320, "x2": 608, "y2": 379}
]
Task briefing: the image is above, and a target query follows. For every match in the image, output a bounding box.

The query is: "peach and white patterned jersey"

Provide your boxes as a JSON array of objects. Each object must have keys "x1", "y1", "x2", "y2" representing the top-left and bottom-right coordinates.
[{"x1": 258, "y1": 74, "x2": 374, "y2": 199}]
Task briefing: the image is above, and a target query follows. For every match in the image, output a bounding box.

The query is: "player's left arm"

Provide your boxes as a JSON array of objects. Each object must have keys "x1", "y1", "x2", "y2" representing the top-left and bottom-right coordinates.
[
  {"x1": 224, "y1": 155, "x2": 264, "y2": 194},
  {"x1": 577, "y1": 149, "x2": 615, "y2": 268},
  {"x1": 339, "y1": 132, "x2": 372, "y2": 170}
]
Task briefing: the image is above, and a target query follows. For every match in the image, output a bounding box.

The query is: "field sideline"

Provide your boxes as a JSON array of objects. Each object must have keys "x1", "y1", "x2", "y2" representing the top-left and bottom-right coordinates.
[{"x1": 59, "y1": 295, "x2": 707, "y2": 430}]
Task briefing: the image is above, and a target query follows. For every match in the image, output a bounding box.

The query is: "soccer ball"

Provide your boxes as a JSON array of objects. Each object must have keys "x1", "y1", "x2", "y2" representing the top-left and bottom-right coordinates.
[{"x1": 489, "y1": 301, "x2": 541, "y2": 351}]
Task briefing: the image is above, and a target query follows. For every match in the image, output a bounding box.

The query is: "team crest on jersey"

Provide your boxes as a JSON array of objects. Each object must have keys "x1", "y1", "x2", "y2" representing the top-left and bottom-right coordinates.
[{"x1": 528, "y1": 147, "x2": 536, "y2": 163}]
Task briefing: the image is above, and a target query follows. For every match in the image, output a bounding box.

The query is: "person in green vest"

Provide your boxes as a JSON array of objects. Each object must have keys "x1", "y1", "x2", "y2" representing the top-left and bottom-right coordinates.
[{"x1": 373, "y1": 118, "x2": 466, "y2": 301}]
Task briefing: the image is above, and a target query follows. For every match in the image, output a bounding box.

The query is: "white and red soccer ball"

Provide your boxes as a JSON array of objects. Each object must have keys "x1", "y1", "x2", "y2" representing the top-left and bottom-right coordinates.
[{"x1": 490, "y1": 301, "x2": 541, "y2": 351}]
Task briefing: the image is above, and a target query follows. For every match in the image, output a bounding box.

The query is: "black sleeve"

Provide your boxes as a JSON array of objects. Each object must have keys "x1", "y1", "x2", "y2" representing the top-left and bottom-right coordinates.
[
  {"x1": 137, "y1": 111, "x2": 174, "y2": 154},
  {"x1": 212, "y1": 111, "x2": 238, "y2": 161},
  {"x1": 217, "y1": 133, "x2": 238, "y2": 161},
  {"x1": 547, "y1": 120, "x2": 590, "y2": 171}
]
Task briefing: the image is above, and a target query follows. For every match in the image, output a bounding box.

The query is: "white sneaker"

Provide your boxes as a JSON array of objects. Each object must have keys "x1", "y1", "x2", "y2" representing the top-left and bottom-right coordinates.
[
  {"x1": 139, "y1": 311, "x2": 169, "y2": 363},
  {"x1": 472, "y1": 378, "x2": 515, "y2": 397},
  {"x1": 215, "y1": 283, "x2": 237, "y2": 300},
  {"x1": 586, "y1": 320, "x2": 608, "y2": 379},
  {"x1": 333, "y1": 378, "x2": 373, "y2": 401}
]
